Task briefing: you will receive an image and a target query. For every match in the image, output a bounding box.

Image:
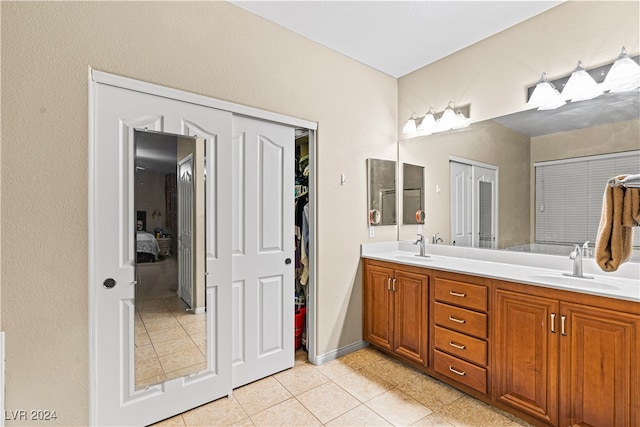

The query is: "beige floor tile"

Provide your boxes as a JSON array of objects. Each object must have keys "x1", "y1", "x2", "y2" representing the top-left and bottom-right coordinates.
[
  {"x1": 250, "y1": 398, "x2": 321, "y2": 427},
  {"x1": 366, "y1": 389, "x2": 432, "y2": 426},
  {"x1": 333, "y1": 368, "x2": 394, "y2": 403},
  {"x1": 396, "y1": 372, "x2": 464, "y2": 411},
  {"x1": 148, "y1": 325, "x2": 190, "y2": 343},
  {"x1": 159, "y1": 346, "x2": 206, "y2": 374},
  {"x1": 274, "y1": 363, "x2": 329, "y2": 395},
  {"x1": 325, "y1": 404, "x2": 392, "y2": 426},
  {"x1": 150, "y1": 414, "x2": 186, "y2": 426},
  {"x1": 297, "y1": 381, "x2": 360, "y2": 424},
  {"x1": 436, "y1": 396, "x2": 533, "y2": 427},
  {"x1": 233, "y1": 376, "x2": 293, "y2": 415},
  {"x1": 143, "y1": 315, "x2": 182, "y2": 333},
  {"x1": 363, "y1": 356, "x2": 423, "y2": 386},
  {"x1": 135, "y1": 329, "x2": 152, "y2": 347},
  {"x1": 410, "y1": 412, "x2": 455, "y2": 427},
  {"x1": 182, "y1": 319, "x2": 206, "y2": 336},
  {"x1": 165, "y1": 362, "x2": 208, "y2": 382},
  {"x1": 229, "y1": 418, "x2": 255, "y2": 427},
  {"x1": 153, "y1": 335, "x2": 198, "y2": 357},
  {"x1": 338, "y1": 347, "x2": 386, "y2": 369},
  {"x1": 181, "y1": 396, "x2": 248, "y2": 427},
  {"x1": 312, "y1": 357, "x2": 356, "y2": 379},
  {"x1": 190, "y1": 331, "x2": 207, "y2": 348}
]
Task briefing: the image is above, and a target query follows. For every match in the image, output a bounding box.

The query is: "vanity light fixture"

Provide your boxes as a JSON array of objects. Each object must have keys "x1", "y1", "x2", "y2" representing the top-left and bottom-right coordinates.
[
  {"x1": 402, "y1": 103, "x2": 470, "y2": 135},
  {"x1": 561, "y1": 60, "x2": 603, "y2": 102},
  {"x1": 527, "y1": 47, "x2": 639, "y2": 110},
  {"x1": 603, "y1": 47, "x2": 640, "y2": 92},
  {"x1": 416, "y1": 108, "x2": 436, "y2": 134},
  {"x1": 402, "y1": 113, "x2": 419, "y2": 134},
  {"x1": 527, "y1": 72, "x2": 566, "y2": 110}
]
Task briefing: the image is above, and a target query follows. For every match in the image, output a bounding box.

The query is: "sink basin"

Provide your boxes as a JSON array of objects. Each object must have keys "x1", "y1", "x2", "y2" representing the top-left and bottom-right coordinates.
[{"x1": 524, "y1": 273, "x2": 621, "y2": 291}]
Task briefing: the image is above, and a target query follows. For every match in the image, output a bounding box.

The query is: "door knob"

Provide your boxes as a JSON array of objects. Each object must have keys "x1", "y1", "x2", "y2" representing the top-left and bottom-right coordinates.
[
  {"x1": 103, "y1": 278, "x2": 116, "y2": 289},
  {"x1": 285, "y1": 258, "x2": 292, "y2": 265}
]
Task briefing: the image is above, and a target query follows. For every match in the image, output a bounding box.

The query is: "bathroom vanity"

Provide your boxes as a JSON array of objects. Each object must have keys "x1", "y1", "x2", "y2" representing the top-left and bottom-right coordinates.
[{"x1": 362, "y1": 242, "x2": 639, "y2": 427}]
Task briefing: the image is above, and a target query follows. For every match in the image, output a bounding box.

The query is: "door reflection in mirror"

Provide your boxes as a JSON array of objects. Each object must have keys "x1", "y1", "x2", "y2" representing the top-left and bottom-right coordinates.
[{"x1": 134, "y1": 130, "x2": 207, "y2": 390}]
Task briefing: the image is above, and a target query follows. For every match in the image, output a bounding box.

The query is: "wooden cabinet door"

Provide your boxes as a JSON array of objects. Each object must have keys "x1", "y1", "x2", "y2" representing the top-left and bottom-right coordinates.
[
  {"x1": 559, "y1": 303, "x2": 640, "y2": 427},
  {"x1": 393, "y1": 270, "x2": 429, "y2": 366},
  {"x1": 363, "y1": 264, "x2": 394, "y2": 351},
  {"x1": 494, "y1": 289, "x2": 559, "y2": 426}
]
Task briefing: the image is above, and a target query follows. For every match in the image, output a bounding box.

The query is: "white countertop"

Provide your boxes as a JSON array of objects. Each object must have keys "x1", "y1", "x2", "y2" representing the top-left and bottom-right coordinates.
[{"x1": 361, "y1": 241, "x2": 640, "y2": 303}]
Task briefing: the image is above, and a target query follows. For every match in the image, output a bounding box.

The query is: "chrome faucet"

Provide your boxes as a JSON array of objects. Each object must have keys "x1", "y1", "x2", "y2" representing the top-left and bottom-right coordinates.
[
  {"x1": 432, "y1": 232, "x2": 444, "y2": 245},
  {"x1": 582, "y1": 241, "x2": 592, "y2": 258},
  {"x1": 564, "y1": 244, "x2": 593, "y2": 279},
  {"x1": 414, "y1": 234, "x2": 428, "y2": 257}
]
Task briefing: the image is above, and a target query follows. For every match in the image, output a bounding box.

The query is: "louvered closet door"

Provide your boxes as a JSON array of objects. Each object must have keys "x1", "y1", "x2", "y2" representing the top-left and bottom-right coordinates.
[{"x1": 231, "y1": 116, "x2": 295, "y2": 388}]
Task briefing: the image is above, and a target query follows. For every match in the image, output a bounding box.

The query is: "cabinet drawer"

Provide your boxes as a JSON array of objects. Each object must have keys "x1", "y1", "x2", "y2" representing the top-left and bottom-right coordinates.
[
  {"x1": 434, "y1": 349, "x2": 487, "y2": 394},
  {"x1": 434, "y1": 326, "x2": 487, "y2": 366},
  {"x1": 435, "y1": 278, "x2": 487, "y2": 311},
  {"x1": 434, "y1": 302, "x2": 487, "y2": 338}
]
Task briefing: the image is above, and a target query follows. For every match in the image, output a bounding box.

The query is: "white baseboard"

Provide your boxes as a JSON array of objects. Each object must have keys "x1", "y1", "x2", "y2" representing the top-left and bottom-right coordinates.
[{"x1": 312, "y1": 340, "x2": 368, "y2": 366}]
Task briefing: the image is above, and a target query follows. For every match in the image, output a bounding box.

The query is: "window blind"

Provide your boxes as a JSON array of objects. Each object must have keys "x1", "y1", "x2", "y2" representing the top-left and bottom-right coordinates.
[{"x1": 535, "y1": 151, "x2": 640, "y2": 247}]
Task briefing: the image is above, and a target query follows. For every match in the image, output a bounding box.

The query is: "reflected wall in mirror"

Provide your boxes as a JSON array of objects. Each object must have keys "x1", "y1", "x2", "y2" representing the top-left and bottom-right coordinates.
[
  {"x1": 399, "y1": 90, "x2": 640, "y2": 259},
  {"x1": 402, "y1": 163, "x2": 425, "y2": 224},
  {"x1": 134, "y1": 130, "x2": 207, "y2": 390},
  {"x1": 367, "y1": 158, "x2": 397, "y2": 225}
]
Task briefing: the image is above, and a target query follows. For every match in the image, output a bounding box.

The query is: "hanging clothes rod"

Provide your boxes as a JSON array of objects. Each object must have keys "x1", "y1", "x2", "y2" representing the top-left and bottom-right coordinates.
[{"x1": 608, "y1": 174, "x2": 640, "y2": 188}]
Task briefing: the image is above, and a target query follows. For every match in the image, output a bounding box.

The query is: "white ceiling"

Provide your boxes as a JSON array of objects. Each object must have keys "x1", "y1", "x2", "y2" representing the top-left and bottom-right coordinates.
[{"x1": 231, "y1": 1, "x2": 563, "y2": 78}]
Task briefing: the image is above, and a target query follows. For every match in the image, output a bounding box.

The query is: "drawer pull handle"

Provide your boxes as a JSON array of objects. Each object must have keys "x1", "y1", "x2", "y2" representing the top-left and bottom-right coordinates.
[
  {"x1": 387, "y1": 277, "x2": 391, "y2": 291},
  {"x1": 448, "y1": 316, "x2": 466, "y2": 324},
  {"x1": 449, "y1": 291, "x2": 466, "y2": 297},
  {"x1": 449, "y1": 341, "x2": 466, "y2": 350},
  {"x1": 561, "y1": 315, "x2": 567, "y2": 336},
  {"x1": 550, "y1": 313, "x2": 556, "y2": 333},
  {"x1": 449, "y1": 366, "x2": 466, "y2": 376}
]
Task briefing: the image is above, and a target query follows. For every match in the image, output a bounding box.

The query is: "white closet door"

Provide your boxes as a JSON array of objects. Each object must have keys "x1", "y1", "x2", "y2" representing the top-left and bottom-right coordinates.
[
  {"x1": 91, "y1": 83, "x2": 232, "y2": 426},
  {"x1": 473, "y1": 166, "x2": 497, "y2": 249},
  {"x1": 450, "y1": 161, "x2": 472, "y2": 247},
  {"x1": 231, "y1": 116, "x2": 295, "y2": 387}
]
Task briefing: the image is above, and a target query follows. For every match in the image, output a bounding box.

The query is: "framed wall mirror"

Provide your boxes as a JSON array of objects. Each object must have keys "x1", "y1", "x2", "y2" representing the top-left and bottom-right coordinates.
[
  {"x1": 402, "y1": 163, "x2": 425, "y2": 224},
  {"x1": 134, "y1": 129, "x2": 207, "y2": 390},
  {"x1": 367, "y1": 158, "x2": 397, "y2": 226}
]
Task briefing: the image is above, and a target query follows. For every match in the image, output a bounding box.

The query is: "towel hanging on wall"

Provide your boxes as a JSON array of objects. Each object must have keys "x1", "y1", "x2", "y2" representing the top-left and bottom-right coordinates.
[{"x1": 595, "y1": 175, "x2": 640, "y2": 272}]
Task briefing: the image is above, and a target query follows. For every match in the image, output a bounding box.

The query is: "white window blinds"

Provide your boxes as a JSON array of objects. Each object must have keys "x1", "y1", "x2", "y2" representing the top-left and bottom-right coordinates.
[{"x1": 535, "y1": 151, "x2": 640, "y2": 247}]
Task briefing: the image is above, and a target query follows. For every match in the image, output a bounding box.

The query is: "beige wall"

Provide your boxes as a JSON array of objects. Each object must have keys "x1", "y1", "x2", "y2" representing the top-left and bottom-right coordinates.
[
  {"x1": 399, "y1": 121, "x2": 531, "y2": 248},
  {"x1": 1, "y1": 2, "x2": 396, "y2": 425}
]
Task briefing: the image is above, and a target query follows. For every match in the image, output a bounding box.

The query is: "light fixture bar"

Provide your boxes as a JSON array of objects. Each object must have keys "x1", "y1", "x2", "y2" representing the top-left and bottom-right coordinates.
[{"x1": 526, "y1": 54, "x2": 640, "y2": 101}]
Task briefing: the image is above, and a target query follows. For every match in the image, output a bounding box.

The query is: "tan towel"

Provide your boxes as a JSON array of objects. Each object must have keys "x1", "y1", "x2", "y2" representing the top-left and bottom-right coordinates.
[
  {"x1": 595, "y1": 183, "x2": 633, "y2": 272},
  {"x1": 622, "y1": 187, "x2": 640, "y2": 227}
]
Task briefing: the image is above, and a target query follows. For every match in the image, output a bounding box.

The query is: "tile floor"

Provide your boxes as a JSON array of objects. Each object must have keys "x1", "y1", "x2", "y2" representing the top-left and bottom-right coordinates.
[
  {"x1": 135, "y1": 296, "x2": 207, "y2": 389},
  {"x1": 150, "y1": 347, "x2": 533, "y2": 427}
]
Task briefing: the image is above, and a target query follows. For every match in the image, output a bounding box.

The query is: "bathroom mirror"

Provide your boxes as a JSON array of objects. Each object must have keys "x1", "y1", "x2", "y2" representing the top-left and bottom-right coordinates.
[
  {"x1": 399, "y1": 90, "x2": 640, "y2": 258},
  {"x1": 367, "y1": 158, "x2": 397, "y2": 226},
  {"x1": 402, "y1": 163, "x2": 425, "y2": 224},
  {"x1": 134, "y1": 130, "x2": 207, "y2": 390}
]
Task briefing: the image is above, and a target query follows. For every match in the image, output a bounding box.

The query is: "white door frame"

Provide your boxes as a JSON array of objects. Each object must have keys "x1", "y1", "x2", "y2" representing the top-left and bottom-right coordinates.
[{"x1": 88, "y1": 70, "x2": 319, "y2": 420}]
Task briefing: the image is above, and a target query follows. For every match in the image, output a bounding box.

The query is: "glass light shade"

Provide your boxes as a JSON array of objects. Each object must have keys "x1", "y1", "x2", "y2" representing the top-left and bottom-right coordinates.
[
  {"x1": 562, "y1": 61, "x2": 603, "y2": 102},
  {"x1": 435, "y1": 102, "x2": 457, "y2": 132},
  {"x1": 528, "y1": 73, "x2": 566, "y2": 110},
  {"x1": 417, "y1": 109, "x2": 436, "y2": 134},
  {"x1": 402, "y1": 114, "x2": 418, "y2": 134},
  {"x1": 453, "y1": 110, "x2": 470, "y2": 129},
  {"x1": 603, "y1": 47, "x2": 640, "y2": 92}
]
